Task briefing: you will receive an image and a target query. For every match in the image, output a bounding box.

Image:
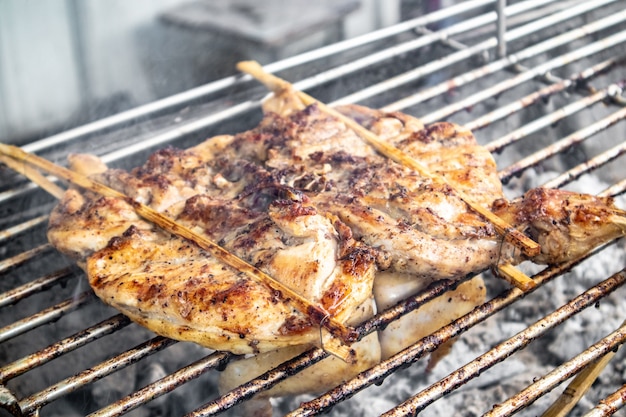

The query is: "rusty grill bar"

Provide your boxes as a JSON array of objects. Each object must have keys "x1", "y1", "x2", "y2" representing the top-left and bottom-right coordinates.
[
  {"x1": 1, "y1": 0, "x2": 626, "y2": 416},
  {"x1": 381, "y1": 270, "x2": 626, "y2": 417}
]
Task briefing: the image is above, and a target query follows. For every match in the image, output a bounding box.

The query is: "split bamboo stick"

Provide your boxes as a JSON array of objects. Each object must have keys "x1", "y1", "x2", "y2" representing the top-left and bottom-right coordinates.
[
  {"x1": 238, "y1": 60, "x2": 539, "y2": 291},
  {"x1": 0, "y1": 142, "x2": 355, "y2": 362}
]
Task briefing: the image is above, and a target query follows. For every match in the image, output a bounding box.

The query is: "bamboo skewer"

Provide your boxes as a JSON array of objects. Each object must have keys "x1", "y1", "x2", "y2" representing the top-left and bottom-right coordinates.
[
  {"x1": 238, "y1": 60, "x2": 539, "y2": 291},
  {"x1": 237, "y1": 61, "x2": 540, "y2": 258},
  {"x1": 0, "y1": 143, "x2": 355, "y2": 362},
  {"x1": 0, "y1": 154, "x2": 65, "y2": 199},
  {"x1": 497, "y1": 263, "x2": 537, "y2": 291},
  {"x1": 540, "y1": 320, "x2": 625, "y2": 417}
]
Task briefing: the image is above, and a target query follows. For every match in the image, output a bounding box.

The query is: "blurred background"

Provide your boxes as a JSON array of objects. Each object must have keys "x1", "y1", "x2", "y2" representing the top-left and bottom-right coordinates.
[{"x1": 0, "y1": 0, "x2": 437, "y2": 145}]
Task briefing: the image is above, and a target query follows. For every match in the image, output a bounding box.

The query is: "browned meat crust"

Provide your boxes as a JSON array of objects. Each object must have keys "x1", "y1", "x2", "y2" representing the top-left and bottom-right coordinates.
[{"x1": 48, "y1": 97, "x2": 625, "y2": 359}]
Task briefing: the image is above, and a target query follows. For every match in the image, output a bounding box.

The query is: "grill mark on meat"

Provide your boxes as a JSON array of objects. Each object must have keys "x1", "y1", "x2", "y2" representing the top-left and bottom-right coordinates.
[
  {"x1": 209, "y1": 280, "x2": 250, "y2": 306},
  {"x1": 340, "y1": 247, "x2": 377, "y2": 278},
  {"x1": 278, "y1": 315, "x2": 313, "y2": 336},
  {"x1": 231, "y1": 218, "x2": 277, "y2": 251},
  {"x1": 137, "y1": 174, "x2": 171, "y2": 195},
  {"x1": 309, "y1": 151, "x2": 324, "y2": 162},
  {"x1": 321, "y1": 280, "x2": 350, "y2": 314},
  {"x1": 402, "y1": 123, "x2": 472, "y2": 148},
  {"x1": 219, "y1": 158, "x2": 269, "y2": 183},
  {"x1": 271, "y1": 200, "x2": 317, "y2": 220},
  {"x1": 180, "y1": 195, "x2": 259, "y2": 236},
  {"x1": 330, "y1": 151, "x2": 364, "y2": 164},
  {"x1": 138, "y1": 283, "x2": 164, "y2": 303},
  {"x1": 136, "y1": 147, "x2": 182, "y2": 174}
]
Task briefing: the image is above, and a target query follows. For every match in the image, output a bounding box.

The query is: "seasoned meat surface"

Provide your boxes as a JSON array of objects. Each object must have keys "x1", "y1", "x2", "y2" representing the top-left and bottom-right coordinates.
[
  {"x1": 215, "y1": 102, "x2": 504, "y2": 283},
  {"x1": 48, "y1": 90, "x2": 625, "y2": 359},
  {"x1": 50, "y1": 142, "x2": 378, "y2": 354},
  {"x1": 493, "y1": 188, "x2": 626, "y2": 264}
]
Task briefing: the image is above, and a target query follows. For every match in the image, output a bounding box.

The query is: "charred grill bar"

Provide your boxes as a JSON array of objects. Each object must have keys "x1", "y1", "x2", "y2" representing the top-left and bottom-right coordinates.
[{"x1": 1, "y1": 0, "x2": 625, "y2": 416}]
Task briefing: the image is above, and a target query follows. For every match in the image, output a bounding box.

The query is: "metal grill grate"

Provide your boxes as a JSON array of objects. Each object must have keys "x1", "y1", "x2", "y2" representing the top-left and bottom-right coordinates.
[{"x1": 1, "y1": 0, "x2": 625, "y2": 416}]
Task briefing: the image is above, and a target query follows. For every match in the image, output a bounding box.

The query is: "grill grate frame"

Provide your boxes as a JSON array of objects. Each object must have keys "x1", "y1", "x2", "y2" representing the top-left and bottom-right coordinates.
[{"x1": 1, "y1": 0, "x2": 626, "y2": 416}]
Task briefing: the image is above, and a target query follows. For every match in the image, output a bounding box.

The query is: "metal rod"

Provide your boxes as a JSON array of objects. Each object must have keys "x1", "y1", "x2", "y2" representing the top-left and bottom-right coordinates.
[
  {"x1": 0, "y1": 267, "x2": 74, "y2": 309},
  {"x1": 464, "y1": 59, "x2": 617, "y2": 134},
  {"x1": 294, "y1": 0, "x2": 553, "y2": 94},
  {"x1": 20, "y1": 0, "x2": 497, "y2": 156},
  {"x1": 541, "y1": 140, "x2": 626, "y2": 190},
  {"x1": 0, "y1": 215, "x2": 48, "y2": 244},
  {"x1": 283, "y1": 247, "x2": 616, "y2": 416},
  {"x1": 0, "y1": 174, "x2": 64, "y2": 205},
  {"x1": 413, "y1": 26, "x2": 471, "y2": 52},
  {"x1": 0, "y1": 315, "x2": 131, "y2": 382},
  {"x1": 0, "y1": 243, "x2": 52, "y2": 274},
  {"x1": 19, "y1": 336, "x2": 177, "y2": 414},
  {"x1": 384, "y1": 13, "x2": 626, "y2": 118},
  {"x1": 98, "y1": 100, "x2": 258, "y2": 166},
  {"x1": 499, "y1": 106, "x2": 626, "y2": 183},
  {"x1": 335, "y1": 0, "x2": 618, "y2": 108},
  {"x1": 88, "y1": 352, "x2": 230, "y2": 417},
  {"x1": 187, "y1": 277, "x2": 465, "y2": 416},
  {"x1": 0, "y1": 291, "x2": 93, "y2": 344},
  {"x1": 187, "y1": 348, "x2": 327, "y2": 417},
  {"x1": 381, "y1": 270, "x2": 626, "y2": 417},
  {"x1": 484, "y1": 85, "x2": 617, "y2": 154},
  {"x1": 601, "y1": 178, "x2": 626, "y2": 198},
  {"x1": 581, "y1": 384, "x2": 626, "y2": 417},
  {"x1": 610, "y1": 85, "x2": 626, "y2": 106},
  {"x1": 540, "y1": 328, "x2": 621, "y2": 417},
  {"x1": 485, "y1": 321, "x2": 626, "y2": 417},
  {"x1": 497, "y1": 0, "x2": 508, "y2": 58},
  {"x1": 416, "y1": 22, "x2": 626, "y2": 123}
]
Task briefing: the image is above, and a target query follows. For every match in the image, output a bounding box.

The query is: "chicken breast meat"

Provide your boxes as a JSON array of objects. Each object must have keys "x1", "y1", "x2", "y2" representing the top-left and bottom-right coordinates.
[
  {"x1": 46, "y1": 87, "x2": 625, "y2": 411},
  {"x1": 49, "y1": 148, "x2": 379, "y2": 355}
]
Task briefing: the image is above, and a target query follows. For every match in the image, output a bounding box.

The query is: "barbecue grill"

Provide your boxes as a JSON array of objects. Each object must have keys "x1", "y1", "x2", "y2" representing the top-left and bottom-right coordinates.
[{"x1": 1, "y1": 0, "x2": 625, "y2": 416}]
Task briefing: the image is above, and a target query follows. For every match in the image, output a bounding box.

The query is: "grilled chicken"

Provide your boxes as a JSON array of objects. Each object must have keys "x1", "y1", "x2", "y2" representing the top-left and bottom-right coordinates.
[
  {"x1": 213, "y1": 91, "x2": 624, "y2": 411},
  {"x1": 493, "y1": 188, "x2": 626, "y2": 264},
  {"x1": 46, "y1": 87, "x2": 625, "y2": 413},
  {"x1": 50, "y1": 150, "x2": 378, "y2": 355},
  {"x1": 220, "y1": 98, "x2": 503, "y2": 283}
]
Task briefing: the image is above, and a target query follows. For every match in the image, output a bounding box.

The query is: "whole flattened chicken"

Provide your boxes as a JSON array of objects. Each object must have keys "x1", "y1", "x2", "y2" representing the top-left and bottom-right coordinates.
[
  {"x1": 215, "y1": 90, "x2": 626, "y2": 410},
  {"x1": 49, "y1": 149, "x2": 378, "y2": 355},
  {"x1": 45, "y1": 87, "x2": 626, "y2": 413}
]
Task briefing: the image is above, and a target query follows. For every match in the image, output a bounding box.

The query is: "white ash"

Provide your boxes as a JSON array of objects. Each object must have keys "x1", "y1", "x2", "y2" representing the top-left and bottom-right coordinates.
[{"x1": 277, "y1": 275, "x2": 624, "y2": 417}]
